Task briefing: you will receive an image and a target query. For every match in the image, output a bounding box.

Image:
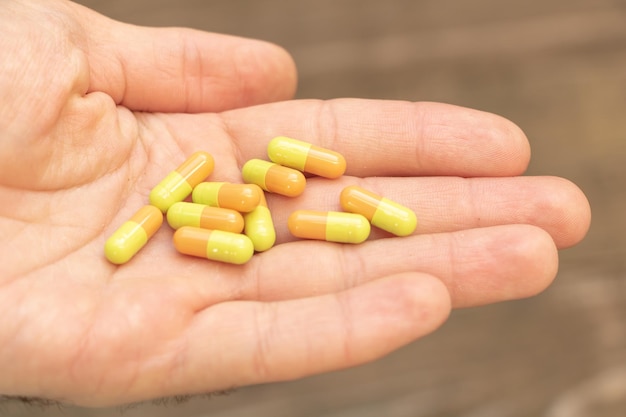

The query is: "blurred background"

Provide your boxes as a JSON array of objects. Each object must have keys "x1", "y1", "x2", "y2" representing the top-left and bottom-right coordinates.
[{"x1": 7, "y1": 0, "x2": 626, "y2": 416}]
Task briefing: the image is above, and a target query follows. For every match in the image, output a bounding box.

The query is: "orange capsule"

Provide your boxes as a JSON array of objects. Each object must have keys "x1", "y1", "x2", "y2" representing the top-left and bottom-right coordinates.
[
  {"x1": 192, "y1": 182, "x2": 262, "y2": 213},
  {"x1": 242, "y1": 159, "x2": 306, "y2": 197},
  {"x1": 340, "y1": 185, "x2": 417, "y2": 237},
  {"x1": 243, "y1": 192, "x2": 276, "y2": 252},
  {"x1": 173, "y1": 227, "x2": 254, "y2": 265},
  {"x1": 149, "y1": 151, "x2": 214, "y2": 213},
  {"x1": 166, "y1": 202, "x2": 244, "y2": 233},
  {"x1": 288, "y1": 210, "x2": 370, "y2": 244},
  {"x1": 104, "y1": 205, "x2": 163, "y2": 264},
  {"x1": 267, "y1": 136, "x2": 347, "y2": 179}
]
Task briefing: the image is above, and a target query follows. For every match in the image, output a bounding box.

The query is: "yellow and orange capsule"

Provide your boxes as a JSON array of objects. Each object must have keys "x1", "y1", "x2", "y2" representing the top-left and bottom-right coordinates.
[
  {"x1": 166, "y1": 202, "x2": 244, "y2": 233},
  {"x1": 149, "y1": 151, "x2": 214, "y2": 213},
  {"x1": 192, "y1": 182, "x2": 262, "y2": 213},
  {"x1": 173, "y1": 227, "x2": 254, "y2": 265},
  {"x1": 340, "y1": 185, "x2": 417, "y2": 237},
  {"x1": 267, "y1": 136, "x2": 347, "y2": 179},
  {"x1": 243, "y1": 192, "x2": 276, "y2": 252},
  {"x1": 104, "y1": 205, "x2": 163, "y2": 264},
  {"x1": 242, "y1": 159, "x2": 306, "y2": 197},
  {"x1": 288, "y1": 210, "x2": 370, "y2": 244}
]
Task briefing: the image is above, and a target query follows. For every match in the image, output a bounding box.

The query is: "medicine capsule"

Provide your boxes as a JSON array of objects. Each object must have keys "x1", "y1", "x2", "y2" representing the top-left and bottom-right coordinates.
[
  {"x1": 243, "y1": 192, "x2": 276, "y2": 252},
  {"x1": 173, "y1": 227, "x2": 254, "y2": 265},
  {"x1": 340, "y1": 185, "x2": 417, "y2": 237},
  {"x1": 192, "y1": 182, "x2": 262, "y2": 213},
  {"x1": 150, "y1": 151, "x2": 214, "y2": 213},
  {"x1": 166, "y1": 202, "x2": 244, "y2": 233},
  {"x1": 104, "y1": 205, "x2": 163, "y2": 264},
  {"x1": 242, "y1": 159, "x2": 306, "y2": 197},
  {"x1": 288, "y1": 210, "x2": 370, "y2": 244},
  {"x1": 267, "y1": 136, "x2": 347, "y2": 179}
]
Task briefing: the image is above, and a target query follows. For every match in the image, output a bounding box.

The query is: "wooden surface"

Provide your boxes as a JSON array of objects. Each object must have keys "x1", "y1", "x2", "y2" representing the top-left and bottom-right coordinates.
[{"x1": 5, "y1": 0, "x2": 626, "y2": 416}]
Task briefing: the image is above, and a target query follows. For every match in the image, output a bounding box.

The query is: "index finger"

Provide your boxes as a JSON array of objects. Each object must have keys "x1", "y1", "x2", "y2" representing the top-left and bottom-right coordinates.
[{"x1": 224, "y1": 99, "x2": 530, "y2": 177}]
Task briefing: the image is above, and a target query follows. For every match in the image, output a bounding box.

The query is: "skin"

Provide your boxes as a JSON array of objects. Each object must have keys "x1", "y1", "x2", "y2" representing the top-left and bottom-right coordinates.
[{"x1": 0, "y1": 0, "x2": 590, "y2": 408}]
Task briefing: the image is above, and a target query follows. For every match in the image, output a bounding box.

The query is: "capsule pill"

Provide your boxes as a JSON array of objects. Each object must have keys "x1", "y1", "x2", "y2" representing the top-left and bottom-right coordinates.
[
  {"x1": 192, "y1": 182, "x2": 262, "y2": 213},
  {"x1": 288, "y1": 210, "x2": 370, "y2": 244},
  {"x1": 149, "y1": 151, "x2": 214, "y2": 213},
  {"x1": 243, "y1": 192, "x2": 276, "y2": 252},
  {"x1": 173, "y1": 227, "x2": 254, "y2": 265},
  {"x1": 104, "y1": 205, "x2": 163, "y2": 264},
  {"x1": 242, "y1": 159, "x2": 306, "y2": 197},
  {"x1": 340, "y1": 185, "x2": 417, "y2": 236},
  {"x1": 267, "y1": 136, "x2": 346, "y2": 179},
  {"x1": 166, "y1": 202, "x2": 244, "y2": 233}
]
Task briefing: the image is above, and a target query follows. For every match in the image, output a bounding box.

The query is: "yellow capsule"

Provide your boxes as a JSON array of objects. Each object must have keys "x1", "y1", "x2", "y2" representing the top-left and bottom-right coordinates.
[
  {"x1": 340, "y1": 185, "x2": 417, "y2": 237},
  {"x1": 166, "y1": 202, "x2": 244, "y2": 233},
  {"x1": 242, "y1": 159, "x2": 306, "y2": 197},
  {"x1": 173, "y1": 227, "x2": 254, "y2": 265},
  {"x1": 104, "y1": 205, "x2": 163, "y2": 264},
  {"x1": 288, "y1": 210, "x2": 370, "y2": 244},
  {"x1": 192, "y1": 182, "x2": 262, "y2": 213},
  {"x1": 267, "y1": 136, "x2": 347, "y2": 179},
  {"x1": 150, "y1": 151, "x2": 214, "y2": 213},
  {"x1": 243, "y1": 192, "x2": 276, "y2": 252}
]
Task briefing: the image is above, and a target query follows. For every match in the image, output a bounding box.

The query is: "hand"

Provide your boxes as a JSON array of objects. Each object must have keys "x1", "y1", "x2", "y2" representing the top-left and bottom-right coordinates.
[{"x1": 0, "y1": 0, "x2": 590, "y2": 407}]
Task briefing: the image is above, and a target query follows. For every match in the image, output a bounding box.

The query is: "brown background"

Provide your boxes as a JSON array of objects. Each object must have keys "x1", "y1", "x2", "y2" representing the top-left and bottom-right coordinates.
[{"x1": 5, "y1": 0, "x2": 626, "y2": 416}]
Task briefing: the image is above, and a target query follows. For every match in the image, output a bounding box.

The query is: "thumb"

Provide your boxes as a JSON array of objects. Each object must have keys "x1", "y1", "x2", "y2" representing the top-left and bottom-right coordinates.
[{"x1": 73, "y1": 2, "x2": 297, "y2": 113}]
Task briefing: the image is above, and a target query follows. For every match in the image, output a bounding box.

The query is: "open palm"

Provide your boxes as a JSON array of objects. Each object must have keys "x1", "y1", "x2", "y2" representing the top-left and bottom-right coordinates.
[{"x1": 0, "y1": 0, "x2": 590, "y2": 407}]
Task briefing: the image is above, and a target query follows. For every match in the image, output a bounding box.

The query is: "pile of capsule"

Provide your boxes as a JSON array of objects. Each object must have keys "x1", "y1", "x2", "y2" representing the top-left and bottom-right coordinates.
[{"x1": 104, "y1": 136, "x2": 417, "y2": 266}]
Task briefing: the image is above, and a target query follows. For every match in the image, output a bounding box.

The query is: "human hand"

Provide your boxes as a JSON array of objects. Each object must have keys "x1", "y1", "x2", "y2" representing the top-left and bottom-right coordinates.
[{"x1": 0, "y1": 0, "x2": 590, "y2": 407}]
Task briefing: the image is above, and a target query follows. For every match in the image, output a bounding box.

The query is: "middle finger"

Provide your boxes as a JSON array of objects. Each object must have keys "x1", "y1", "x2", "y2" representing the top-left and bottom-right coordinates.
[{"x1": 265, "y1": 175, "x2": 589, "y2": 249}]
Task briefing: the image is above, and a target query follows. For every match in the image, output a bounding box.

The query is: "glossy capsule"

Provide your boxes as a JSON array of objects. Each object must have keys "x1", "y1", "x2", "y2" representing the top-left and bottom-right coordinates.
[
  {"x1": 166, "y1": 202, "x2": 244, "y2": 233},
  {"x1": 242, "y1": 159, "x2": 306, "y2": 197},
  {"x1": 104, "y1": 205, "x2": 163, "y2": 264},
  {"x1": 243, "y1": 192, "x2": 276, "y2": 252},
  {"x1": 173, "y1": 227, "x2": 254, "y2": 265},
  {"x1": 267, "y1": 136, "x2": 347, "y2": 179},
  {"x1": 288, "y1": 210, "x2": 370, "y2": 244},
  {"x1": 149, "y1": 151, "x2": 214, "y2": 213},
  {"x1": 192, "y1": 182, "x2": 262, "y2": 213},
  {"x1": 340, "y1": 185, "x2": 417, "y2": 237}
]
